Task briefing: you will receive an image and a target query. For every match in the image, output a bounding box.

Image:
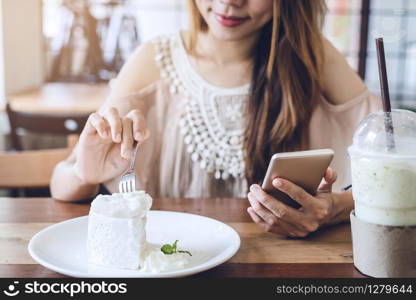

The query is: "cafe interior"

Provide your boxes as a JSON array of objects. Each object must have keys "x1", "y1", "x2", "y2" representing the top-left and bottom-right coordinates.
[
  {"x1": 0, "y1": 0, "x2": 416, "y2": 280},
  {"x1": 0, "y1": 0, "x2": 415, "y2": 197}
]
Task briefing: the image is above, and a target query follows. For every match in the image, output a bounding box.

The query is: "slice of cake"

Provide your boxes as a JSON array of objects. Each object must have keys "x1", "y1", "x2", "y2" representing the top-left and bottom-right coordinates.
[{"x1": 87, "y1": 191, "x2": 152, "y2": 269}]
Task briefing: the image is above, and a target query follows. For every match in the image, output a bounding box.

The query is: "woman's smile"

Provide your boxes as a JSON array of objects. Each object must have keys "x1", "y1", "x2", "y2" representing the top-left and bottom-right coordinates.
[{"x1": 214, "y1": 13, "x2": 250, "y2": 27}]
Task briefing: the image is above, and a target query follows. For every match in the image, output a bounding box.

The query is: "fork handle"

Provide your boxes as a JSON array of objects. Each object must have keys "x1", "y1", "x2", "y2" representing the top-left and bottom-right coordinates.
[{"x1": 128, "y1": 142, "x2": 140, "y2": 172}]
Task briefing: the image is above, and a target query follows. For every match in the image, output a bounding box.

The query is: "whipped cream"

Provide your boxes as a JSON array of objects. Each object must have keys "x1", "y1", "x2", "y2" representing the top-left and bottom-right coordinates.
[
  {"x1": 142, "y1": 245, "x2": 191, "y2": 273},
  {"x1": 90, "y1": 191, "x2": 152, "y2": 218}
]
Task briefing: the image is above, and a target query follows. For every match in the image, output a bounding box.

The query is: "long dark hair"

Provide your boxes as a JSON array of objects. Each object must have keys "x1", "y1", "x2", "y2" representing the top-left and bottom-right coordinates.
[{"x1": 187, "y1": 0, "x2": 327, "y2": 184}]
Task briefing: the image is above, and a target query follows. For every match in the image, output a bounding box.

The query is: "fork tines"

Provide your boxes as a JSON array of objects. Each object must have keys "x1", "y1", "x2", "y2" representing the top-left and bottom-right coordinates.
[{"x1": 118, "y1": 173, "x2": 136, "y2": 193}]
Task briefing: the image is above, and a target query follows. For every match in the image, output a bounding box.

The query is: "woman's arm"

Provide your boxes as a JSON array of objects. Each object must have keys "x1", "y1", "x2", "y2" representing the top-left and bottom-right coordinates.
[
  {"x1": 328, "y1": 189, "x2": 354, "y2": 225},
  {"x1": 321, "y1": 38, "x2": 367, "y2": 105},
  {"x1": 105, "y1": 41, "x2": 160, "y2": 103},
  {"x1": 51, "y1": 42, "x2": 159, "y2": 202},
  {"x1": 50, "y1": 148, "x2": 100, "y2": 201}
]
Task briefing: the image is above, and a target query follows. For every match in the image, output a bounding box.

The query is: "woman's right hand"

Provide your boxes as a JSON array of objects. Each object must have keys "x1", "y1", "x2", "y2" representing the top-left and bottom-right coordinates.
[{"x1": 73, "y1": 107, "x2": 149, "y2": 185}]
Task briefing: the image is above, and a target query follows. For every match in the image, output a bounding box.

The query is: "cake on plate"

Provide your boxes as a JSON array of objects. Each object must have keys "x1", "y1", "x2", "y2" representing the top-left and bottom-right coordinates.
[
  {"x1": 87, "y1": 191, "x2": 152, "y2": 269},
  {"x1": 87, "y1": 190, "x2": 191, "y2": 272}
]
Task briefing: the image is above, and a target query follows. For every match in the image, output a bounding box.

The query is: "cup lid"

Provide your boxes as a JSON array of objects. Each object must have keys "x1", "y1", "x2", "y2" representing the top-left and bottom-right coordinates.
[{"x1": 348, "y1": 109, "x2": 416, "y2": 157}]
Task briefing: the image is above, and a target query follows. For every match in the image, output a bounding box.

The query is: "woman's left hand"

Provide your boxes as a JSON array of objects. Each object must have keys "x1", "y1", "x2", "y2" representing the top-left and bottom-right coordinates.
[{"x1": 247, "y1": 168, "x2": 340, "y2": 238}]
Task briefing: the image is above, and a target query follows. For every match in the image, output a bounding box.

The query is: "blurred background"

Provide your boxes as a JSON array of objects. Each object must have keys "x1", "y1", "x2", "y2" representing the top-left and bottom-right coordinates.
[{"x1": 0, "y1": 0, "x2": 415, "y2": 196}]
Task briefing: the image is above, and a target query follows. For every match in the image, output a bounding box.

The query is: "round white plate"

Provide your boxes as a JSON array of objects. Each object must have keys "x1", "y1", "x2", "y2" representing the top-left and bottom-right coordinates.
[{"x1": 28, "y1": 211, "x2": 240, "y2": 278}]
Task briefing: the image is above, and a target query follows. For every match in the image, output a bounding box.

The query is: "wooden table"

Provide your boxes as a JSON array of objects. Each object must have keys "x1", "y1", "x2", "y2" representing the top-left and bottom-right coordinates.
[
  {"x1": 0, "y1": 197, "x2": 365, "y2": 278},
  {"x1": 7, "y1": 82, "x2": 108, "y2": 114}
]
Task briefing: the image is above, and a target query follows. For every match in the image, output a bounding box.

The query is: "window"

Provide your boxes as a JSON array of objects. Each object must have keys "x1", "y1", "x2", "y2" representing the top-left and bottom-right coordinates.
[
  {"x1": 365, "y1": 0, "x2": 416, "y2": 108},
  {"x1": 43, "y1": 0, "x2": 186, "y2": 82},
  {"x1": 324, "y1": 0, "x2": 363, "y2": 71}
]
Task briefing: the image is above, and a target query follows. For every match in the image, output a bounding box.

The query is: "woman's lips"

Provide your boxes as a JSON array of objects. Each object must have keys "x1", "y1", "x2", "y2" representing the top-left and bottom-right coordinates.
[{"x1": 214, "y1": 13, "x2": 250, "y2": 27}]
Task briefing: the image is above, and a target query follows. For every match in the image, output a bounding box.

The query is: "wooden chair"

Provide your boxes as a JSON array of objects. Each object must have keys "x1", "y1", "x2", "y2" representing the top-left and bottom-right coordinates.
[
  {"x1": 0, "y1": 135, "x2": 78, "y2": 192},
  {"x1": 6, "y1": 102, "x2": 88, "y2": 151}
]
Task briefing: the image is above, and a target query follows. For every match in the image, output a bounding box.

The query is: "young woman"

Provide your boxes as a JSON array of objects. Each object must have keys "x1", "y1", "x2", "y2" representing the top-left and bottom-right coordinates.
[{"x1": 51, "y1": 0, "x2": 381, "y2": 237}]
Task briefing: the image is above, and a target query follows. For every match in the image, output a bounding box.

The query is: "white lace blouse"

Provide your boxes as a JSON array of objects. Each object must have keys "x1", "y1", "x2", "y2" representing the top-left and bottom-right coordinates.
[{"x1": 102, "y1": 33, "x2": 382, "y2": 198}]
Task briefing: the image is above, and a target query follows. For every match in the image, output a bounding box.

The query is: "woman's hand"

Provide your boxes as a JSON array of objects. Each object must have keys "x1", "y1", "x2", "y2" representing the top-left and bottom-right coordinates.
[
  {"x1": 247, "y1": 168, "x2": 346, "y2": 238},
  {"x1": 73, "y1": 107, "x2": 149, "y2": 184}
]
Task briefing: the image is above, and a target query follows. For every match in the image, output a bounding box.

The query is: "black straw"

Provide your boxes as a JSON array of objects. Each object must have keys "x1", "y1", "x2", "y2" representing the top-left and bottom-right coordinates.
[{"x1": 376, "y1": 38, "x2": 396, "y2": 152}]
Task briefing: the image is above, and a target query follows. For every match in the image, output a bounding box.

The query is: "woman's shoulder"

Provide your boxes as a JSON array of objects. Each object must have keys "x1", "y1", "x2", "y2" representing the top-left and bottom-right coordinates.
[
  {"x1": 321, "y1": 37, "x2": 368, "y2": 107},
  {"x1": 109, "y1": 33, "x2": 180, "y2": 98}
]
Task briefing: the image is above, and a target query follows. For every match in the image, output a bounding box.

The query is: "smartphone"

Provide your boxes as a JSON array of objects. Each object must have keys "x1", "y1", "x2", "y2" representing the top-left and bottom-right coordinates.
[{"x1": 261, "y1": 149, "x2": 334, "y2": 208}]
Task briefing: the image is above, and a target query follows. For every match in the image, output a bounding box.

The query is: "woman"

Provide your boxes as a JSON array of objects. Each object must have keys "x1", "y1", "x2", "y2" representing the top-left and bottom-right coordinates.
[{"x1": 51, "y1": 0, "x2": 381, "y2": 237}]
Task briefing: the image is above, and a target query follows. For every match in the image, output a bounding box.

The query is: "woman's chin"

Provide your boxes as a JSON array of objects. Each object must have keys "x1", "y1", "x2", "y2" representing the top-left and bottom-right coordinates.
[{"x1": 206, "y1": 24, "x2": 255, "y2": 42}]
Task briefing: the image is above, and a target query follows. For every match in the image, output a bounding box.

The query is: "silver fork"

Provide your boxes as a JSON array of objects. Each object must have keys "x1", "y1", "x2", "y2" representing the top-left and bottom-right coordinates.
[{"x1": 118, "y1": 142, "x2": 140, "y2": 193}]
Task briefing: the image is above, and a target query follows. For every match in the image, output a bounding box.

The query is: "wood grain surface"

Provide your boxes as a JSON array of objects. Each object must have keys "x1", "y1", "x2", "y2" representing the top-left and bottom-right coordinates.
[{"x1": 0, "y1": 197, "x2": 363, "y2": 278}]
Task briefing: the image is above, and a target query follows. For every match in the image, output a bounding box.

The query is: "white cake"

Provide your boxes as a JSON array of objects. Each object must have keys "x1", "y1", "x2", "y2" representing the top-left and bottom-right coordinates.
[{"x1": 87, "y1": 191, "x2": 153, "y2": 269}]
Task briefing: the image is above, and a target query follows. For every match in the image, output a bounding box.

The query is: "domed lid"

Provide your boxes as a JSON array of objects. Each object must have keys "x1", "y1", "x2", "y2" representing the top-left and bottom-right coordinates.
[{"x1": 349, "y1": 109, "x2": 416, "y2": 157}]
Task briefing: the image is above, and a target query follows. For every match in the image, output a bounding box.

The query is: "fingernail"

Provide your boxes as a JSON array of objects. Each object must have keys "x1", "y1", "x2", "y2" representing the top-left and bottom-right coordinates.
[
  {"x1": 122, "y1": 149, "x2": 131, "y2": 159},
  {"x1": 135, "y1": 132, "x2": 142, "y2": 141},
  {"x1": 250, "y1": 185, "x2": 259, "y2": 192},
  {"x1": 274, "y1": 179, "x2": 283, "y2": 187},
  {"x1": 143, "y1": 131, "x2": 151, "y2": 140},
  {"x1": 116, "y1": 133, "x2": 121, "y2": 142}
]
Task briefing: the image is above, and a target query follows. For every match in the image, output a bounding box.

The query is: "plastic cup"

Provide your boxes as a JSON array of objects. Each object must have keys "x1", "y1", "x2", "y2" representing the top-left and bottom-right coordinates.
[{"x1": 348, "y1": 109, "x2": 416, "y2": 226}]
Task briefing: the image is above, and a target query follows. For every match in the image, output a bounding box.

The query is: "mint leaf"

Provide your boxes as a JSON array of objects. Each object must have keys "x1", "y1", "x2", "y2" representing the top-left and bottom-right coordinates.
[
  {"x1": 160, "y1": 240, "x2": 192, "y2": 256},
  {"x1": 160, "y1": 243, "x2": 174, "y2": 254},
  {"x1": 172, "y1": 240, "x2": 178, "y2": 252}
]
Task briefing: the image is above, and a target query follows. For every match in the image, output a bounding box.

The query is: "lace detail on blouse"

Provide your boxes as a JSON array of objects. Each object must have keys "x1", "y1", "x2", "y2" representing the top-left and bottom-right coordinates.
[{"x1": 153, "y1": 34, "x2": 249, "y2": 180}]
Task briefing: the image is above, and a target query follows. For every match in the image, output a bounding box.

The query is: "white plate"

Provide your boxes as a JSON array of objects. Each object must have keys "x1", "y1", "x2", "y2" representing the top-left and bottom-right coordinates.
[{"x1": 28, "y1": 211, "x2": 240, "y2": 278}]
